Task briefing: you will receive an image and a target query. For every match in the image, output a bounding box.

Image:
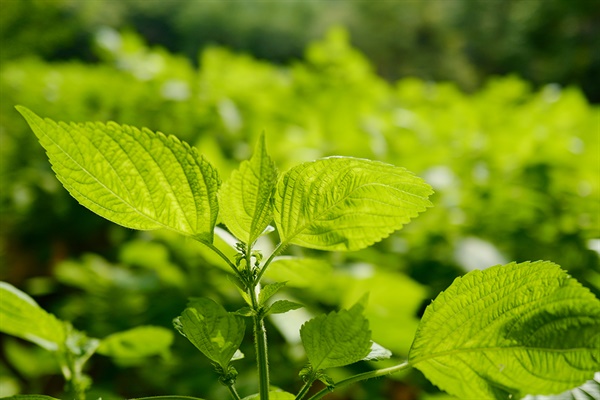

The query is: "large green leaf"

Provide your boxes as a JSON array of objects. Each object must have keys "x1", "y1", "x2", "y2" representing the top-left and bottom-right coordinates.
[
  {"x1": 300, "y1": 297, "x2": 371, "y2": 370},
  {"x1": 524, "y1": 372, "x2": 600, "y2": 400},
  {"x1": 97, "y1": 326, "x2": 174, "y2": 359},
  {"x1": 16, "y1": 106, "x2": 220, "y2": 243},
  {"x1": 219, "y1": 133, "x2": 277, "y2": 244},
  {"x1": 3, "y1": 396, "x2": 61, "y2": 400},
  {"x1": 408, "y1": 261, "x2": 600, "y2": 399},
  {"x1": 274, "y1": 157, "x2": 432, "y2": 251},
  {"x1": 0, "y1": 282, "x2": 65, "y2": 352},
  {"x1": 173, "y1": 298, "x2": 245, "y2": 369},
  {"x1": 131, "y1": 397, "x2": 206, "y2": 400}
]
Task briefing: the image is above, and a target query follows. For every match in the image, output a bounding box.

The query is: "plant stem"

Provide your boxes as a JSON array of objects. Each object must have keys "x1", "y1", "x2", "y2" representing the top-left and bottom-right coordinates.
[
  {"x1": 250, "y1": 285, "x2": 270, "y2": 400},
  {"x1": 227, "y1": 384, "x2": 242, "y2": 400},
  {"x1": 295, "y1": 379, "x2": 314, "y2": 400},
  {"x1": 254, "y1": 241, "x2": 287, "y2": 283},
  {"x1": 307, "y1": 361, "x2": 411, "y2": 400},
  {"x1": 204, "y1": 241, "x2": 242, "y2": 278}
]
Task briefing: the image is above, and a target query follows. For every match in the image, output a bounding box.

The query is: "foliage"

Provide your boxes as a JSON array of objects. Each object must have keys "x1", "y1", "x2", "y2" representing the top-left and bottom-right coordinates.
[
  {"x1": 2, "y1": 1, "x2": 599, "y2": 101},
  {"x1": 0, "y1": 29, "x2": 599, "y2": 399},
  {"x1": 0, "y1": 108, "x2": 598, "y2": 399}
]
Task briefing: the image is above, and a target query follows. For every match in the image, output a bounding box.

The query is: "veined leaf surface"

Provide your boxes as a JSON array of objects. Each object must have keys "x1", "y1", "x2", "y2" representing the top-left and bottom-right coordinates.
[
  {"x1": 174, "y1": 298, "x2": 245, "y2": 369},
  {"x1": 408, "y1": 261, "x2": 600, "y2": 399},
  {"x1": 300, "y1": 297, "x2": 371, "y2": 370},
  {"x1": 16, "y1": 106, "x2": 220, "y2": 243},
  {"x1": 274, "y1": 157, "x2": 432, "y2": 251},
  {"x1": 219, "y1": 133, "x2": 277, "y2": 244},
  {"x1": 0, "y1": 282, "x2": 65, "y2": 351}
]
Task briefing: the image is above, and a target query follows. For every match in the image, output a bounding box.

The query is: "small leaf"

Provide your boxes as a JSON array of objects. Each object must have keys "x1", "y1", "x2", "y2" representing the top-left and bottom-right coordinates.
[
  {"x1": 0, "y1": 282, "x2": 66, "y2": 351},
  {"x1": 274, "y1": 157, "x2": 432, "y2": 251},
  {"x1": 174, "y1": 298, "x2": 245, "y2": 369},
  {"x1": 131, "y1": 397, "x2": 207, "y2": 400},
  {"x1": 363, "y1": 342, "x2": 392, "y2": 361},
  {"x1": 259, "y1": 281, "x2": 287, "y2": 305},
  {"x1": 241, "y1": 392, "x2": 295, "y2": 400},
  {"x1": 233, "y1": 306, "x2": 255, "y2": 317},
  {"x1": 219, "y1": 133, "x2": 277, "y2": 244},
  {"x1": 97, "y1": 326, "x2": 174, "y2": 359},
  {"x1": 266, "y1": 300, "x2": 303, "y2": 315},
  {"x1": 16, "y1": 106, "x2": 220, "y2": 243},
  {"x1": 300, "y1": 297, "x2": 371, "y2": 370},
  {"x1": 409, "y1": 261, "x2": 600, "y2": 400}
]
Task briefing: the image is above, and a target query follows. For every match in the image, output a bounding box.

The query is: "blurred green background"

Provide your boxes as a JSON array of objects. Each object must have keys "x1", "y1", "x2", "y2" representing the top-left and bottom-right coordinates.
[{"x1": 0, "y1": 0, "x2": 598, "y2": 399}]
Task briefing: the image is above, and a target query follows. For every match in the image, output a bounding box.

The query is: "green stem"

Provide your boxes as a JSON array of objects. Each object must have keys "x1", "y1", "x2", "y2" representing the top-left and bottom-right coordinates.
[
  {"x1": 250, "y1": 285, "x2": 270, "y2": 400},
  {"x1": 204, "y1": 241, "x2": 242, "y2": 278},
  {"x1": 227, "y1": 384, "x2": 242, "y2": 400},
  {"x1": 295, "y1": 378, "x2": 314, "y2": 400},
  {"x1": 254, "y1": 241, "x2": 287, "y2": 284},
  {"x1": 307, "y1": 361, "x2": 411, "y2": 400}
]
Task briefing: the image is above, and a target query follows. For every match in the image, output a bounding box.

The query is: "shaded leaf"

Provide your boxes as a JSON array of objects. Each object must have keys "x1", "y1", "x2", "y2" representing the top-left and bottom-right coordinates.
[
  {"x1": 274, "y1": 157, "x2": 432, "y2": 251},
  {"x1": 0, "y1": 282, "x2": 65, "y2": 351},
  {"x1": 219, "y1": 133, "x2": 277, "y2": 244},
  {"x1": 300, "y1": 297, "x2": 371, "y2": 370},
  {"x1": 17, "y1": 106, "x2": 220, "y2": 243},
  {"x1": 174, "y1": 298, "x2": 245, "y2": 369},
  {"x1": 409, "y1": 261, "x2": 600, "y2": 399},
  {"x1": 97, "y1": 326, "x2": 174, "y2": 359}
]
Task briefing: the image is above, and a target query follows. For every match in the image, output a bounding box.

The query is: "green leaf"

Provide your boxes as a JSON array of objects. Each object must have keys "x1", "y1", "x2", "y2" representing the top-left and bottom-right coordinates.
[
  {"x1": 97, "y1": 326, "x2": 174, "y2": 359},
  {"x1": 274, "y1": 157, "x2": 432, "y2": 251},
  {"x1": 266, "y1": 300, "x2": 303, "y2": 315},
  {"x1": 131, "y1": 397, "x2": 206, "y2": 400},
  {"x1": 363, "y1": 342, "x2": 392, "y2": 361},
  {"x1": 173, "y1": 298, "x2": 245, "y2": 369},
  {"x1": 300, "y1": 297, "x2": 371, "y2": 370},
  {"x1": 408, "y1": 261, "x2": 600, "y2": 400},
  {"x1": 16, "y1": 106, "x2": 220, "y2": 243},
  {"x1": 258, "y1": 281, "x2": 287, "y2": 305},
  {"x1": 0, "y1": 282, "x2": 66, "y2": 351},
  {"x1": 241, "y1": 392, "x2": 295, "y2": 400},
  {"x1": 524, "y1": 372, "x2": 600, "y2": 400},
  {"x1": 219, "y1": 133, "x2": 277, "y2": 244},
  {"x1": 2, "y1": 396, "x2": 62, "y2": 400}
]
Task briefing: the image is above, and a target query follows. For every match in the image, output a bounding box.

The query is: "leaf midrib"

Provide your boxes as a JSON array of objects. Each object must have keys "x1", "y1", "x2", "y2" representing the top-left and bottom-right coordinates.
[
  {"x1": 33, "y1": 116, "x2": 202, "y2": 238},
  {"x1": 280, "y1": 174, "x2": 428, "y2": 245}
]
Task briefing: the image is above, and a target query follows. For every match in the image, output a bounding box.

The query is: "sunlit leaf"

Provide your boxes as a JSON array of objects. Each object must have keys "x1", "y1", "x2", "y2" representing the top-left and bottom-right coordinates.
[
  {"x1": 131, "y1": 397, "x2": 206, "y2": 400},
  {"x1": 17, "y1": 106, "x2": 220, "y2": 243},
  {"x1": 219, "y1": 133, "x2": 277, "y2": 244},
  {"x1": 363, "y1": 342, "x2": 392, "y2": 361},
  {"x1": 174, "y1": 298, "x2": 245, "y2": 369},
  {"x1": 524, "y1": 372, "x2": 600, "y2": 400},
  {"x1": 241, "y1": 391, "x2": 295, "y2": 400},
  {"x1": 409, "y1": 261, "x2": 600, "y2": 399},
  {"x1": 259, "y1": 281, "x2": 287, "y2": 305},
  {"x1": 274, "y1": 157, "x2": 432, "y2": 251},
  {"x1": 0, "y1": 282, "x2": 65, "y2": 352},
  {"x1": 266, "y1": 300, "x2": 303, "y2": 315},
  {"x1": 3, "y1": 396, "x2": 61, "y2": 400},
  {"x1": 300, "y1": 297, "x2": 371, "y2": 370},
  {"x1": 97, "y1": 326, "x2": 174, "y2": 359}
]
